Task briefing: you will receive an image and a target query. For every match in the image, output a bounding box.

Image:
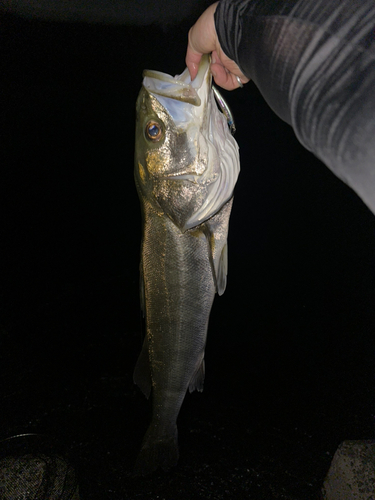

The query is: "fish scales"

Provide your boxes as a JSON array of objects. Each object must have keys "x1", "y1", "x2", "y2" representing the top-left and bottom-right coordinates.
[
  {"x1": 143, "y1": 202, "x2": 214, "y2": 397},
  {"x1": 133, "y1": 55, "x2": 240, "y2": 474}
]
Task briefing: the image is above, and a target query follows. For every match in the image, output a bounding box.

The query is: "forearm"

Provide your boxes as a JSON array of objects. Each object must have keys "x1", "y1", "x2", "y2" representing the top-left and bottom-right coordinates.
[{"x1": 214, "y1": 0, "x2": 375, "y2": 214}]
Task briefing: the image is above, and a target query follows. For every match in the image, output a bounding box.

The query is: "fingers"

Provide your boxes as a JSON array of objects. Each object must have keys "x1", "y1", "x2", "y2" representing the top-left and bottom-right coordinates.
[
  {"x1": 186, "y1": 1, "x2": 250, "y2": 90},
  {"x1": 211, "y1": 65, "x2": 243, "y2": 90},
  {"x1": 185, "y1": 2, "x2": 218, "y2": 80},
  {"x1": 186, "y1": 28, "x2": 203, "y2": 81},
  {"x1": 211, "y1": 51, "x2": 250, "y2": 90}
]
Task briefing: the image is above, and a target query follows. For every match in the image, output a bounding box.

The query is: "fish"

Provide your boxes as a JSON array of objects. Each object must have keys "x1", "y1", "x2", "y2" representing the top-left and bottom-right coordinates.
[{"x1": 133, "y1": 54, "x2": 240, "y2": 474}]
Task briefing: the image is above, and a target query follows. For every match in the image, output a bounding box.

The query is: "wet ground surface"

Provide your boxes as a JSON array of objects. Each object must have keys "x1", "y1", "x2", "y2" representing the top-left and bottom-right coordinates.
[{"x1": 1, "y1": 10, "x2": 375, "y2": 499}]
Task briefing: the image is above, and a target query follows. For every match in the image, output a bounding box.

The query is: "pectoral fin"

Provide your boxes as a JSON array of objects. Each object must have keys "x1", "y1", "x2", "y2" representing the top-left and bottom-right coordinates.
[
  {"x1": 203, "y1": 197, "x2": 233, "y2": 296},
  {"x1": 216, "y1": 243, "x2": 228, "y2": 296},
  {"x1": 133, "y1": 336, "x2": 152, "y2": 399}
]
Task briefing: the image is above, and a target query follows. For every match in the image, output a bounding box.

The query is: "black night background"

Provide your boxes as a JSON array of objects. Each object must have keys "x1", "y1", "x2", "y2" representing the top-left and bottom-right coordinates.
[{"x1": 1, "y1": 1, "x2": 375, "y2": 498}]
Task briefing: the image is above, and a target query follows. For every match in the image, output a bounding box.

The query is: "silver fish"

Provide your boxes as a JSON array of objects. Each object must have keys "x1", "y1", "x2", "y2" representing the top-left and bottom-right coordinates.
[{"x1": 133, "y1": 54, "x2": 240, "y2": 474}]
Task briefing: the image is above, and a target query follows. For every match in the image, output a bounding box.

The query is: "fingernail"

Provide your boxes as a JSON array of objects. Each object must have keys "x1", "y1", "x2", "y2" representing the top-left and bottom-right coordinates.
[
  {"x1": 211, "y1": 69, "x2": 217, "y2": 78},
  {"x1": 211, "y1": 54, "x2": 216, "y2": 65}
]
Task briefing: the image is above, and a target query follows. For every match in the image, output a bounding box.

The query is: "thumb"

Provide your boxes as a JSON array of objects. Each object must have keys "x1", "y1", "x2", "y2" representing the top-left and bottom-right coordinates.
[
  {"x1": 185, "y1": 2, "x2": 219, "y2": 81},
  {"x1": 186, "y1": 28, "x2": 203, "y2": 81}
]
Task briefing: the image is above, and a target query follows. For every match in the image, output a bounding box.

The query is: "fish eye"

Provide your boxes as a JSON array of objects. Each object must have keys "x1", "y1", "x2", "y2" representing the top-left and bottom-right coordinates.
[{"x1": 145, "y1": 120, "x2": 163, "y2": 141}]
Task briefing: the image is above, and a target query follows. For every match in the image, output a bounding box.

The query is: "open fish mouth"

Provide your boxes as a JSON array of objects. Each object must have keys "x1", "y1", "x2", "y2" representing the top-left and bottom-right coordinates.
[
  {"x1": 142, "y1": 54, "x2": 211, "y2": 106},
  {"x1": 141, "y1": 54, "x2": 213, "y2": 139},
  {"x1": 142, "y1": 55, "x2": 236, "y2": 134}
]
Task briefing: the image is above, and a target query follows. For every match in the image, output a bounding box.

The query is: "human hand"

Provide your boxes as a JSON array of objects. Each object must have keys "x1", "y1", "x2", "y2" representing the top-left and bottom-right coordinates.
[{"x1": 186, "y1": 2, "x2": 249, "y2": 91}]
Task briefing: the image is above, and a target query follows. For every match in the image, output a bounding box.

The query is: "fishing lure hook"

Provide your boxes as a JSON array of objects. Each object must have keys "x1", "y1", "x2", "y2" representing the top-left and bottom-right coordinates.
[{"x1": 212, "y1": 85, "x2": 236, "y2": 135}]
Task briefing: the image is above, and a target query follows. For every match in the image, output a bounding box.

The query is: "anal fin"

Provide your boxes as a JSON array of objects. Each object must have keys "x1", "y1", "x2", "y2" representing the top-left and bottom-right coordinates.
[{"x1": 188, "y1": 358, "x2": 205, "y2": 393}]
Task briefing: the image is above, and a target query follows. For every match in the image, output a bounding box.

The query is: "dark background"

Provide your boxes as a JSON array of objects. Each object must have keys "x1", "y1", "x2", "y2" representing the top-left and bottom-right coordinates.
[{"x1": 1, "y1": 2, "x2": 375, "y2": 498}]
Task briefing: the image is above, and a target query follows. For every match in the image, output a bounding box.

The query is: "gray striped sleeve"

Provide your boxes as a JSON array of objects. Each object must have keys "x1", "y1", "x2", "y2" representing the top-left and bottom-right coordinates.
[{"x1": 215, "y1": 0, "x2": 375, "y2": 214}]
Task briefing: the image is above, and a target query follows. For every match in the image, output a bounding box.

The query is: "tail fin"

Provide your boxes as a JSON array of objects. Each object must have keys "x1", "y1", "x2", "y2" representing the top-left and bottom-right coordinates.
[{"x1": 134, "y1": 425, "x2": 178, "y2": 475}]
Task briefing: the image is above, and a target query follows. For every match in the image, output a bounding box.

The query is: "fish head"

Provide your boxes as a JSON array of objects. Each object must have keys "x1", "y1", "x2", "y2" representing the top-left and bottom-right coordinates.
[{"x1": 134, "y1": 54, "x2": 240, "y2": 231}]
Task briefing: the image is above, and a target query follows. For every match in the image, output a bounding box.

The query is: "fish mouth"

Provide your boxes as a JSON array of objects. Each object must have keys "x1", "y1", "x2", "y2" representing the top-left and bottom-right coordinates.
[
  {"x1": 142, "y1": 56, "x2": 236, "y2": 134},
  {"x1": 142, "y1": 54, "x2": 211, "y2": 107}
]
